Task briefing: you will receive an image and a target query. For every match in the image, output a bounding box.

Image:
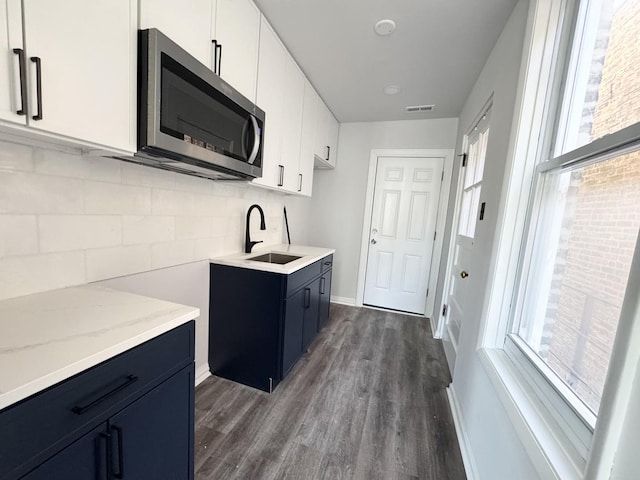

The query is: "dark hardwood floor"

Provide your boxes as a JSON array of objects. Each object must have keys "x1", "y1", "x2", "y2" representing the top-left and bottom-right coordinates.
[{"x1": 194, "y1": 304, "x2": 466, "y2": 480}]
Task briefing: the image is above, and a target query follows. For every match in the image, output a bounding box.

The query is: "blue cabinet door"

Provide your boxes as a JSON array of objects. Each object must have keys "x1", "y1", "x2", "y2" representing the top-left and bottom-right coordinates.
[
  {"x1": 283, "y1": 287, "x2": 305, "y2": 377},
  {"x1": 318, "y1": 268, "x2": 332, "y2": 331},
  {"x1": 108, "y1": 365, "x2": 194, "y2": 480},
  {"x1": 302, "y1": 277, "x2": 321, "y2": 351}
]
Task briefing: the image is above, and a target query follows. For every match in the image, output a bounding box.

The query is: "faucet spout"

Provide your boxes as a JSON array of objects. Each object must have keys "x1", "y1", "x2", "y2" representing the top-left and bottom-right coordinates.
[{"x1": 245, "y1": 204, "x2": 266, "y2": 253}]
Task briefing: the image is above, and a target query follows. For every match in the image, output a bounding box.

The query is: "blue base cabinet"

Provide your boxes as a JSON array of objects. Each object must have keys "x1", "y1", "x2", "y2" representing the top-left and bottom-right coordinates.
[
  {"x1": 0, "y1": 322, "x2": 195, "y2": 480},
  {"x1": 209, "y1": 255, "x2": 333, "y2": 393}
]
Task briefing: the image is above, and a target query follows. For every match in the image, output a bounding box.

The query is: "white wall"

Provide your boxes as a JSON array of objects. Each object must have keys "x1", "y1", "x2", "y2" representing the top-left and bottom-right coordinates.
[
  {"x1": 286, "y1": 118, "x2": 458, "y2": 303},
  {"x1": 437, "y1": 0, "x2": 540, "y2": 478},
  {"x1": 0, "y1": 139, "x2": 286, "y2": 376}
]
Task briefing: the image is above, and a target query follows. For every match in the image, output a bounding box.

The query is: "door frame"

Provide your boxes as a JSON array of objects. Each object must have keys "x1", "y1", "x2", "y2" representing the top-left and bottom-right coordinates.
[{"x1": 355, "y1": 148, "x2": 455, "y2": 318}]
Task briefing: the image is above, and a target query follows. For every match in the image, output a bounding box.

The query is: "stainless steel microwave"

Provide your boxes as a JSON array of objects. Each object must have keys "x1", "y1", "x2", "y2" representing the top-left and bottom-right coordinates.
[{"x1": 130, "y1": 28, "x2": 264, "y2": 180}]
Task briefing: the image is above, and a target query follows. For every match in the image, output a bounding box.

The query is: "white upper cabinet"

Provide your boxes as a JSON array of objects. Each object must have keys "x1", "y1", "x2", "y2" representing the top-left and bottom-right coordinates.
[
  {"x1": 254, "y1": 17, "x2": 285, "y2": 190},
  {"x1": 280, "y1": 56, "x2": 304, "y2": 192},
  {"x1": 298, "y1": 79, "x2": 318, "y2": 196},
  {"x1": 0, "y1": 0, "x2": 25, "y2": 125},
  {"x1": 314, "y1": 98, "x2": 338, "y2": 169},
  {"x1": 139, "y1": 0, "x2": 215, "y2": 69},
  {"x1": 213, "y1": 0, "x2": 260, "y2": 102},
  {"x1": 17, "y1": 0, "x2": 136, "y2": 152}
]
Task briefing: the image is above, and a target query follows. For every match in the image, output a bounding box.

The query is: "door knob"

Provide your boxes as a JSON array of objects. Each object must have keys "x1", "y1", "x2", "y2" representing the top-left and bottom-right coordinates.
[
  {"x1": 371, "y1": 239, "x2": 377, "y2": 245},
  {"x1": 460, "y1": 270, "x2": 469, "y2": 279}
]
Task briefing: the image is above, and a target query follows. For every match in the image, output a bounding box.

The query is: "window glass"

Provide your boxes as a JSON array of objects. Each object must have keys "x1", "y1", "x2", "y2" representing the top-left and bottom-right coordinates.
[
  {"x1": 516, "y1": 150, "x2": 640, "y2": 413},
  {"x1": 557, "y1": 0, "x2": 640, "y2": 154}
]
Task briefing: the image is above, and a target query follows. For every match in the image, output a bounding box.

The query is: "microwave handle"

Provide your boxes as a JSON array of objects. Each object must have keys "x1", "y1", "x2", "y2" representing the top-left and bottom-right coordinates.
[{"x1": 247, "y1": 115, "x2": 260, "y2": 165}]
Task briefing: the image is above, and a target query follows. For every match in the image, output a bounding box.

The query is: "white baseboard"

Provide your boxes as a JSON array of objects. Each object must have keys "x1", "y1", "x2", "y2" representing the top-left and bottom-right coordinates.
[
  {"x1": 195, "y1": 364, "x2": 211, "y2": 387},
  {"x1": 330, "y1": 295, "x2": 356, "y2": 306},
  {"x1": 447, "y1": 384, "x2": 480, "y2": 480}
]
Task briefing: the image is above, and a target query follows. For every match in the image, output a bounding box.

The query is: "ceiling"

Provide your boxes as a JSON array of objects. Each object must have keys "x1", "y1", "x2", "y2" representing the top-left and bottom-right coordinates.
[{"x1": 254, "y1": 0, "x2": 519, "y2": 122}]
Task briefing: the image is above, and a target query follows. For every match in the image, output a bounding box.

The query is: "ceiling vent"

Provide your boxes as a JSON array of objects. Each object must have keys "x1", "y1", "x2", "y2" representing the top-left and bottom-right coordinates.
[{"x1": 405, "y1": 104, "x2": 435, "y2": 113}]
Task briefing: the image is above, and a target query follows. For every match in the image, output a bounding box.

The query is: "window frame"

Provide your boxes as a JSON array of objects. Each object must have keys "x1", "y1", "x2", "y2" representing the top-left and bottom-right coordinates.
[{"x1": 477, "y1": 0, "x2": 640, "y2": 478}]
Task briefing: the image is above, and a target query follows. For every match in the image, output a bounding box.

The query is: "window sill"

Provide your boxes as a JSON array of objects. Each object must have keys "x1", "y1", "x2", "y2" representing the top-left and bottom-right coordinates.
[{"x1": 478, "y1": 348, "x2": 585, "y2": 480}]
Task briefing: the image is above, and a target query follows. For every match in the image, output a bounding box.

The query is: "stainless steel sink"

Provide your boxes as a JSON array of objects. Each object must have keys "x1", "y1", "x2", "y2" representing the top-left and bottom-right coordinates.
[{"x1": 247, "y1": 252, "x2": 302, "y2": 265}]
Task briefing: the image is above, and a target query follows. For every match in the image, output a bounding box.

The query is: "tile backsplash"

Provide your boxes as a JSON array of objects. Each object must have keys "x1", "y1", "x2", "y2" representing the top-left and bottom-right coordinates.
[{"x1": 0, "y1": 140, "x2": 284, "y2": 301}]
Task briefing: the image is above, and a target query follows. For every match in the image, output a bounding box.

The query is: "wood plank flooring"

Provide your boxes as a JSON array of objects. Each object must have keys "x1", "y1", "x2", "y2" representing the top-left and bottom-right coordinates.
[{"x1": 194, "y1": 304, "x2": 466, "y2": 480}]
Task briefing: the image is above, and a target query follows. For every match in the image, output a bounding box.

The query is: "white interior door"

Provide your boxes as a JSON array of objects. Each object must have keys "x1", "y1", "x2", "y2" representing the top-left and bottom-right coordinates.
[
  {"x1": 443, "y1": 113, "x2": 490, "y2": 349},
  {"x1": 363, "y1": 156, "x2": 444, "y2": 314}
]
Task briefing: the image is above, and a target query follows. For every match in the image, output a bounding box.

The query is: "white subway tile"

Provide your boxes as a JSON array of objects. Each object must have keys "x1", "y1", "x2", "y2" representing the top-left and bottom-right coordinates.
[
  {"x1": 151, "y1": 240, "x2": 195, "y2": 269},
  {"x1": 175, "y1": 216, "x2": 212, "y2": 240},
  {"x1": 151, "y1": 188, "x2": 195, "y2": 215},
  {"x1": 34, "y1": 149, "x2": 121, "y2": 183},
  {"x1": 0, "y1": 251, "x2": 86, "y2": 301},
  {"x1": 211, "y1": 216, "x2": 230, "y2": 237},
  {"x1": 84, "y1": 181, "x2": 151, "y2": 215},
  {"x1": 194, "y1": 237, "x2": 225, "y2": 260},
  {"x1": 39, "y1": 215, "x2": 122, "y2": 252},
  {"x1": 0, "y1": 141, "x2": 34, "y2": 172},
  {"x1": 121, "y1": 162, "x2": 176, "y2": 189},
  {"x1": 193, "y1": 193, "x2": 229, "y2": 216},
  {"x1": 174, "y1": 173, "x2": 215, "y2": 195},
  {"x1": 122, "y1": 216, "x2": 175, "y2": 245},
  {"x1": 86, "y1": 245, "x2": 151, "y2": 282},
  {"x1": 0, "y1": 171, "x2": 84, "y2": 214},
  {"x1": 0, "y1": 215, "x2": 38, "y2": 256}
]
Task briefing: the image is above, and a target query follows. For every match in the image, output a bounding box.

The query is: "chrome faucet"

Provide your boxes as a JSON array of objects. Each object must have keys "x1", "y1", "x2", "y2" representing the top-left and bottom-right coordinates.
[{"x1": 245, "y1": 204, "x2": 266, "y2": 253}]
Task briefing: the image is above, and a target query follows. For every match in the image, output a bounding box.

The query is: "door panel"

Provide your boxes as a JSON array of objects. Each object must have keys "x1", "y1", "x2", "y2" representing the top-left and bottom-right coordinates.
[
  {"x1": 0, "y1": 0, "x2": 25, "y2": 124},
  {"x1": 364, "y1": 156, "x2": 444, "y2": 314},
  {"x1": 283, "y1": 288, "x2": 305, "y2": 376}
]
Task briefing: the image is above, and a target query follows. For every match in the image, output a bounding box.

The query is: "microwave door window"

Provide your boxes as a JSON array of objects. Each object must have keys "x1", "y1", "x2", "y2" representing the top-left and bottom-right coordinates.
[{"x1": 160, "y1": 60, "x2": 247, "y2": 162}]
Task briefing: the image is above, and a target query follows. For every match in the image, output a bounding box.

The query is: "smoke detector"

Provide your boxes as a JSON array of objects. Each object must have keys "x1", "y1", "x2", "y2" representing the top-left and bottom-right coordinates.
[
  {"x1": 405, "y1": 104, "x2": 435, "y2": 113},
  {"x1": 374, "y1": 19, "x2": 396, "y2": 36}
]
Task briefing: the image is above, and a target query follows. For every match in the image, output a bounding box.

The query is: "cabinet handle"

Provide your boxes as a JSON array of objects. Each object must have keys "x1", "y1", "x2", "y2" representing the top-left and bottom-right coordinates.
[
  {"x1": 323, "y1": 261, "x2": 331, "y2": 266},
  {"x1": 100, "y1": 431, "x2": 113, "y2": 480},
  {"x1": 12, "y1": 48, "x2": 27, "y2": 116},
  {"x1": 304, "y1": 287, "x2": 311, "y2": 308},
  {"x1": 112, "y1": 426, "x2": 125, "y2": 479},
  {"x1": 211, "y1": 40, "x2": 222, "y2": 75},
  {"x1": 71, "y1": 374, "x2": 138, "y2": 415},
  {"x1": 320, "y1": 277, "x2": 326, "y2": 295},
  {"x1": 325, "y1": 145, "x2": 330, "y2": 161},
  {"x1": 278, "y1": 165, "x2": 284, "y2": 187},
  {"x1": 298, "y1": 174, "x2": 303, "y2": 192},
  {"x1": 30, "y1": 56, "x2": 43, "y2": 120}
]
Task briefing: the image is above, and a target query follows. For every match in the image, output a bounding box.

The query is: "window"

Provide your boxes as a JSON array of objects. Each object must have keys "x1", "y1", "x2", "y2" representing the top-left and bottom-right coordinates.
[{"x1": 498, "y1": 0, "x2": 640, "y2": 471}]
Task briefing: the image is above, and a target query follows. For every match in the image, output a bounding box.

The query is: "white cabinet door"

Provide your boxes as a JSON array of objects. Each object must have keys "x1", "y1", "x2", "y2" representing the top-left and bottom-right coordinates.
[
  {"x1": 140, "y1": 0, "x2": 215, "y2": 69},
  {"x1": 314, "y1": 100, "x2": 329, "y2": 162},
  {"x1": 214, "y1": 0, "x2": 260, "y2": 102},
  {"x1": 0, "y1": 0, "x2": 26, "y2": 124},
  {"x1": 254, "y1": 17, "x2": 285, "y2": 189},
  {"x1": 298, "y1": 80, "x2": 317, "y2": 196},
  {"x1": 22, "y1": 0, "x2": 136, "y2": 151},
  {"x1": 326, "y1": 111, "x2": 339, "y2": 168},
  {"x1": 280, "y1": 55, "x2": 304, "y2": 192}
]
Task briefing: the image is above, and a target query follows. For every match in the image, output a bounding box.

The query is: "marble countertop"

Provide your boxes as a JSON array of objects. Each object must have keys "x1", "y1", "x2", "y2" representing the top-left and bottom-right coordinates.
[
  {"x1": 210, "y1": 244, "x2": 335, "y2": 274},
  {"x1": 0, "y1": 285, "x2": 199, "y2": 411}
]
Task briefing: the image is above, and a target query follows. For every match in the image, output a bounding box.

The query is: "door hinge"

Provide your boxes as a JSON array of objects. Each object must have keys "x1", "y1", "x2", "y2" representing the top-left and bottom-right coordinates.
[
  {"x1": 442, "y1": 304, "x2": 448, "y2": 316},
  {"x1": 461, "y1": 153, "x2": 468, "y2": 167},
  {"x1": 434, "y1": 231, "x2": 437, "y2": 241},
  {"x1": 426, "y1": 288, "x2": 429, "y2": 298},
  {"x1": 441, "y1": 170, "x2": 444, "y2": 181}
]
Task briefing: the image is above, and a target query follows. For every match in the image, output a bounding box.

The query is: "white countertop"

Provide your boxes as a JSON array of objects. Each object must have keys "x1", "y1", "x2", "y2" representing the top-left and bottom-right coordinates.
[
  {"x1": 0, "y1": 285, "x2": 199, "y2": 411},
  {"x1": 210, "y1": 244, "x2": 335, "y2": 274}
]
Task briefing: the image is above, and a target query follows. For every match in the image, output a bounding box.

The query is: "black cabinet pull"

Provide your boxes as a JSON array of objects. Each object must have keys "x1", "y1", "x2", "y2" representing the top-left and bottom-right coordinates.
[
  {"x1": 72, "y1": 375, "x2": 138, "y2": 415},
  {"x1": 12, "y1": 48, "x2": 27, "y2": 116},
  {"x1": 304, "y1": 287, "x2": 311, "y2": 308},
  {"x1": 325, "y1": 145, "x2": 330, "y2": 162},
  {"x1": 298, "y1": 174, "x2": 303, "y2": 192},
  {"x1": 100, "y1": 431, "x2": 113, "y2": 480},
  {"x1": 30, "y1": 56, "x2": 42, "y2": 120},
  {"x1": 211, "y1": 40, "x2": 222, "y2": 75},
  {"x1": 278, "y1": 165, "x2": 284, "y2": 187},
  {"x1": 112, "y1": 426, "x2": 125, "y2": 479},
  {"x1": 324, "y1": 261, "x2": 331, "y2": 266},
  {"x1": 320, "y1": 277, "x2": 326, "y2": 295}
]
